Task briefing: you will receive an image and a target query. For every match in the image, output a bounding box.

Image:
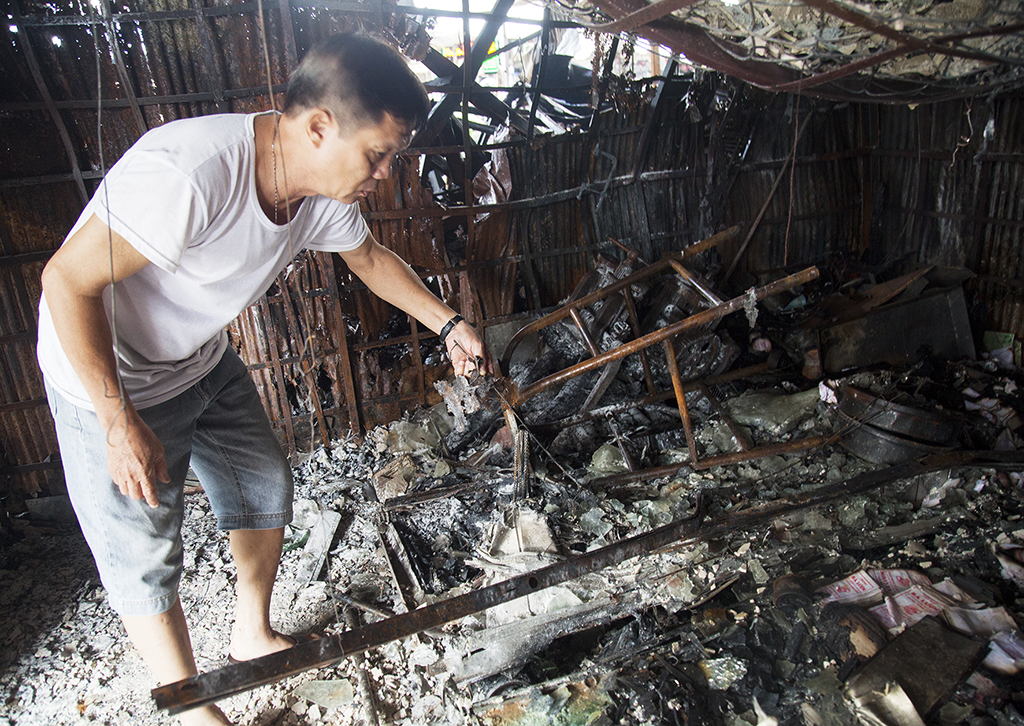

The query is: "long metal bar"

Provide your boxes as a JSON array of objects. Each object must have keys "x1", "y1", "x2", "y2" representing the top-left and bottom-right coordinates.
[
  {"x1": 153, "y1": 450, "x2": 1023, "y2": 713},
  {"x1": 498, "y1": 225, "x2": 741, "y2": 372},
  {"x1": 532, "y1": 360, "x2": 774, "y2": 431},
  {"x1": 10, "y1": 6, "x2": 88, "y2": 205},
  {"x1": 514, "y1": 266, "x2": 820, "y2": 404},
  {"x1": 663, "y1": 339, "x2": 698, "y2": 463},
  {"x1": 569, "y1": 308, "x2": 601, "y2": 357},
  {"x1": 621, "y1": 287, "x2": 657, "y2": 396}
]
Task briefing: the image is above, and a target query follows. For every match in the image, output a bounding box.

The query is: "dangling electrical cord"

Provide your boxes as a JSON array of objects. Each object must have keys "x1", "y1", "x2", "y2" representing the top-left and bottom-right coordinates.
[{"x1": 90, "y1": 3, "x2": 131, "y2": 447}]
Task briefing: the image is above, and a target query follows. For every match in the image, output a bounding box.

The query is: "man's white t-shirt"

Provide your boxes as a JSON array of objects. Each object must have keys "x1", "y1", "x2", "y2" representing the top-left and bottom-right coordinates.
[{"x1": 37, "y1": 112, "x2": 370, "y2": 411}]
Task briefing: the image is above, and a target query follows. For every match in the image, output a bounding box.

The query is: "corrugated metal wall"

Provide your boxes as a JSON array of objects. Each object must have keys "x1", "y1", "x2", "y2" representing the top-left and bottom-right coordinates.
[{"x1": 1, "y1": 2, "x2": 1023, "y2": 509}]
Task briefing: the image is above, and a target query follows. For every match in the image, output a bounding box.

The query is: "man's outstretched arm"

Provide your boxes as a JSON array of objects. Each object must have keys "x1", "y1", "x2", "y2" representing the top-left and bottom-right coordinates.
[
  {"x1": 339, "y1": 234, "x2": 493, "y2": 376},
  {"x1": 41, "y1": 213, "x2": 169, "y2": 507}
]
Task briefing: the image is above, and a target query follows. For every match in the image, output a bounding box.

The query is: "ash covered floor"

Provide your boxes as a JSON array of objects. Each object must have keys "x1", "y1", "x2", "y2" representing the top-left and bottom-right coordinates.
[
  {"x1": 2, "y1": 363, "x2": 1024, "y2": 726},
  {"x1": 4, "y1": 256, "x2": 1024, "y2": 725}
]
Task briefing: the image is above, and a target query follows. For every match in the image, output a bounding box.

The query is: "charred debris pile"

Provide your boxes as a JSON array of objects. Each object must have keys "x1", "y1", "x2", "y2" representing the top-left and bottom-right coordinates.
[{"x1": 261, "y1": 239, "x2": 1024, "y2": 724}]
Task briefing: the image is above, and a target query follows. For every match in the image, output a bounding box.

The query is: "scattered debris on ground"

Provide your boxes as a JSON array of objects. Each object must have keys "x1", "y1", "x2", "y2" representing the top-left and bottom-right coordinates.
[{"x1": 3, "y1": 255, "x2": 1024, "y2": 725}]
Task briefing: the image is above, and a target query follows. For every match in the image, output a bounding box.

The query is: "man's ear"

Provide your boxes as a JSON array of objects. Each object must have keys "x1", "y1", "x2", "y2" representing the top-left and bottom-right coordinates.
[{"x1": 306, "y1": 108, "x2": 335, "y2": 148}]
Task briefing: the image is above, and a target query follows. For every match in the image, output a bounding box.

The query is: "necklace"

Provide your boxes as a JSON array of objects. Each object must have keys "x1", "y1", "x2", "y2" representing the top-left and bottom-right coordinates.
[{"x1": 271, "y1": 131, "x2": 279, "y2": 225}]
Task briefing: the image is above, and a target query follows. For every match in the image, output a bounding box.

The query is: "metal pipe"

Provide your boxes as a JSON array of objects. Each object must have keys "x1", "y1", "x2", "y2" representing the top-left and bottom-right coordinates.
[
  {"x1": 662, "y1": 339, "x2": 698, "y2": 463},
  {"x1": 514, "y1": 267, "x2": 819, "y2": 403},
  {"x1": 499, "y1": 227, "x2": 743, "y2": 372}
]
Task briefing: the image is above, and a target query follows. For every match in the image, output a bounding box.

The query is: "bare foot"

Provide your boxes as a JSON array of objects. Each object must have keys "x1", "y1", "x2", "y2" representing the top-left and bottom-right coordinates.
[
  {"x1": 227, "y1": 629, "x2": 310, "y2": 662},
  {"x1": 179, "y1": 704, "x2": 233, "y2": 726}
]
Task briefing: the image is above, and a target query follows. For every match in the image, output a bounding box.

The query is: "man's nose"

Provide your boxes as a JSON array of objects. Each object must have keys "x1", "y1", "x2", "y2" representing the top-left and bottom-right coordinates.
[{"x1": 373, "y1": 157, "x2": 393, "y2": 179}]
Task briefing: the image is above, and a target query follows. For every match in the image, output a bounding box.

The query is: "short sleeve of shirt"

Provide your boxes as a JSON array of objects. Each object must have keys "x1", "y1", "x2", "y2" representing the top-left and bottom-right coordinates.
[
  {"x1": 95, "y1": 150, "x2": 213, "y2": 274},
  {"x1": 301, "y1": 198, "x2": 371, "y2": 254}
]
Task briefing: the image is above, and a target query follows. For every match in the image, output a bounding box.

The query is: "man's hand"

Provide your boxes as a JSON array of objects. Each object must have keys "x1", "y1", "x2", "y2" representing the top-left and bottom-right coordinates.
[
  {"x1": 446, "y1": 320, "x2": 494, "y2": 377},
  {"x1": 105, "y1": 408, "x2": 170, "y2": 508}
]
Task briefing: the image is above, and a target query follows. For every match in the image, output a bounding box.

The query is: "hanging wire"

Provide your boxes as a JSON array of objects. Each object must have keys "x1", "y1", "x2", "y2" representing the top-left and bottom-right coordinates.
[{"x1": 89, "y1": 1, "x2": 131, "y2": 447}]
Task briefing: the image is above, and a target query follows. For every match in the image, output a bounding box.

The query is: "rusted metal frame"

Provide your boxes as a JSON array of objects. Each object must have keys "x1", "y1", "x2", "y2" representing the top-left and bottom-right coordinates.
[
  {"x1": 527, "y1": 7, "x2": 552, "y2": 141},
  {"x1": 10, "y1": 6, "x2": 88, "y2": 205},
  {"x1": 662, "y1": 339, "x2": 699, "y2": 463},
  {"x1": 798, "y1": 0, "x2": 1020, "y2": 67},
  {"x1": 620, "y1": 287, "x2": 657, "y2": 396},
  {"x1": 723, "y1": 113, "x2": 813, "y2": 283},
  {"x1": 275, "y1": 277, "x2": 331, "y2": 448},
  {"x1": 533, "y1": 360, "x2": 774, "y2": 432},
  {"x1": 632, "y1": 58, "x2": 677, "y2": 181},
  {"x1": 408, "y1": 317, "x2": 427, "y2": 407},
  {"x1": 98, "y1": 0, "x2": 147, "y2": 135},
  {"x1": 256, "y1": 297, "x2": 296, "y2": 449},
  {"x1": 514, "y1": 267, "x2": 819, "y2": 404},
  {"x1": 0, "y1": 398, "x2": 48, "y2": 413},
  {"x1": 153, "y1": 449, "x2": 1022, "y2": 714},
  {"x1": 411, "y1": 0, "x2": 517, "y2": 147},
  {"x1": 0, "y1": 460, "x2": 63, "y2": 475},
  {"x1": 500, "y1": 255, "x2": 676, "y2": 372},
  {"x1": 190, "y1": 0, "x2": 230, "y2": 113},
  {"x1": 592, "y1": 0, "x2": 704, "y2": 33},
  {"x1": 568, "y1": 308, "x2": 601, "y2": 357},
  {"x1": 498, "y1": 228, "x2": 740, "y2": 373},
  {"x1": 698, "y1": 383, "x2": 752, "y2": 451},
  {"x1": 667, "y1": 258, "x2": 723, "y2": 306},
  {"x1": 320, "y1": 253, "x2": 362, "y2": 434},
  {"x1": 276, "y1": 0, "x2": 298, "y2": 70}
]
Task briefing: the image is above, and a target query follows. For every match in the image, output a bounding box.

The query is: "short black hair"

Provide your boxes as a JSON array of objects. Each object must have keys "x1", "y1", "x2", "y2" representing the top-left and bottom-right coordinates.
[{"x1": 284, "y1": 33, "x2": 429, "y2": 133}]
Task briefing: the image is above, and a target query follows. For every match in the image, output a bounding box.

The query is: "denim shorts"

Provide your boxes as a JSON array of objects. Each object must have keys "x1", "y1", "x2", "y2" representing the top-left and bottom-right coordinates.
[{"x1": 46, "y1": 347, "x2": 293, "y2": 617}]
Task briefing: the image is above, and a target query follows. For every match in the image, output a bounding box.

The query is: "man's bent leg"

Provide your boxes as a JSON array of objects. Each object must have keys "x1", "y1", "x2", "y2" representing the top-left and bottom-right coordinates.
[
  {"x1": 187, "y1": 350, "x2": 296, "y2": 660},
  {"x1": 122, "y1": 599, "x2": 232, "y2": 726},
  {"x1": 226, "y1": 527, "x2": 295, "y2": 661}
]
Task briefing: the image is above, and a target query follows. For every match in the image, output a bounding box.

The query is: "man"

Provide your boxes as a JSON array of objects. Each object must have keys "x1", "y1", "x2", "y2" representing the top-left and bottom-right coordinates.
[{"x1": 37, "y1": 33, "x2": 489, "y2": 726}]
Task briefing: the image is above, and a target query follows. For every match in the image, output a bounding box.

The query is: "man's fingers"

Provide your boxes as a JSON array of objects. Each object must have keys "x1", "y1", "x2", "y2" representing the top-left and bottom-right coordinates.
[{"x1": 141, "y1": 479, "x2": 161, "y2": 509}]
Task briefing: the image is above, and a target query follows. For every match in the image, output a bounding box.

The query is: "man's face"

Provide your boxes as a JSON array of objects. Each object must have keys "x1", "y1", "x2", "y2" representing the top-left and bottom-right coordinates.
[{"x1": 315, "y1": 112, "x2": 412, "y2": 204}]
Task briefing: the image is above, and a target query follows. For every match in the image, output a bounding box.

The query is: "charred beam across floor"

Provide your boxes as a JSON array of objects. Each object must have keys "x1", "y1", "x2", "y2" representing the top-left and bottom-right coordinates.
[{"x1": 152, "y1": 450, "x2": 1024, "y2": 713}]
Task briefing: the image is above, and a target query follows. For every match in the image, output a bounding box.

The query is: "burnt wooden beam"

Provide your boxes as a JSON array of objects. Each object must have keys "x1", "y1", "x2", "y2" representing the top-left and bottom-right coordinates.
[{"x1": 10, "y1": 6, "x2": 88, "y2": 205}]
